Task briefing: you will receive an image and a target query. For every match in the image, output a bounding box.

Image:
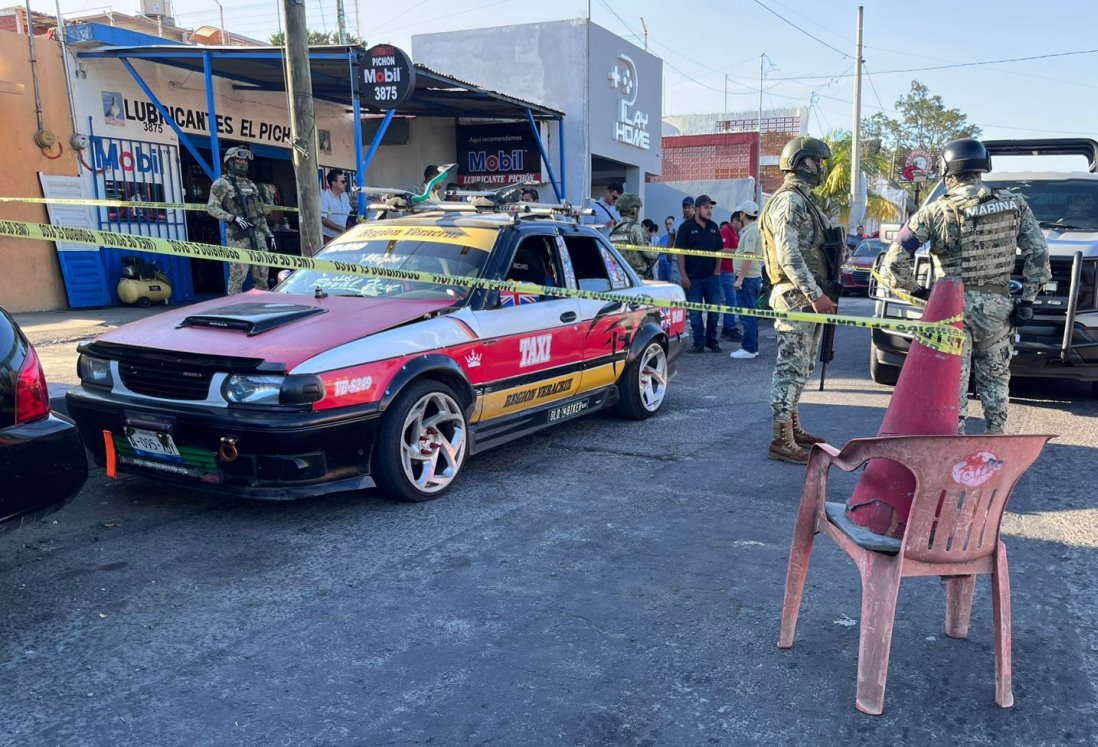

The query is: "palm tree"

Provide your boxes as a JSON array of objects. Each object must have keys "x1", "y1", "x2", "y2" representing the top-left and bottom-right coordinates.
[{"x1": 814, "y1": 130, "x2": 898, "y2": 225}]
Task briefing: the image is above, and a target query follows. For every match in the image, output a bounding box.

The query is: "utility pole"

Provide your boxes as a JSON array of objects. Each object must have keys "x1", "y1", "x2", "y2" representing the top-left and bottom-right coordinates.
[
  {"x1": 280, "y1": 0, "x2": 322, "y2": 256},
  {"x1": 757, "y1": 53, "x2": 764, "y2": 203},
  {"x1": 723, "y1": 74, "x2": 728, "y2": 129},
  {"x1": 336, "y1": 0, "x2": 347, "y2": 44},
  {"x1": 850, "y1": 5, "x2": 864, "y2": 230},
  {"x1": 640, "y1": 16, "x2": 648, "y2": 51},
  {"x1": 213, "y1": 0, "x2": 227, "y2": 45}
]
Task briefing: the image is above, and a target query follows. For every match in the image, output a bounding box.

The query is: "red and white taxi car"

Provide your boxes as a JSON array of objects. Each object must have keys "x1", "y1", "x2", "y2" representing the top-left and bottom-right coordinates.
[{"x1": 66, "y1": 209, "x2": 688, "y2": 501}]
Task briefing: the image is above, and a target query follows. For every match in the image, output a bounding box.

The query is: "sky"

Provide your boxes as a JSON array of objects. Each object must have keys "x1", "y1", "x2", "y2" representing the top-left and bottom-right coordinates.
[{"x1": 33, "y1": 0, "x2": 1098, "y2": 167}]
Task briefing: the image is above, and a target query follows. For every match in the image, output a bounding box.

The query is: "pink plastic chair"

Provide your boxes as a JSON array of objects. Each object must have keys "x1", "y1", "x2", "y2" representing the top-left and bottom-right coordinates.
[{"x1": 778, "y1": 434, "x2": 1054, "y2": 715}]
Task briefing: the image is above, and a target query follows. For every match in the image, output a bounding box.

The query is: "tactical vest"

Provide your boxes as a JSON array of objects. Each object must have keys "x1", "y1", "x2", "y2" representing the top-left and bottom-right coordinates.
[
  {"x1": 759, "y1": 183, "x2": 828, "y2": 286},
  {"x1": 221, "y1": 175, "x2": 266, "y2": 239},
  {"x1": 937, "y1": 189, "x2": 1020, "y2": 290}
]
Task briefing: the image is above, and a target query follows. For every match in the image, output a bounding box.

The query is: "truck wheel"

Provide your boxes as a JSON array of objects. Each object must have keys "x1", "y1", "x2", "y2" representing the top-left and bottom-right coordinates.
[
  {"x1": 869, "y1": 344, "x2": 900, "y2": 386},
  {"x1": 373, "y1": 379, "x2": 468, "y2": 502},
  {"x1": 614, "y1": 340, "x2": 669, "y2": 420}
]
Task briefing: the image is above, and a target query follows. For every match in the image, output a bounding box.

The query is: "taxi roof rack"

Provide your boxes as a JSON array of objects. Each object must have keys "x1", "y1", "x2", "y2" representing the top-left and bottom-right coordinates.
[{"x1": 357, "y1": 181, "x2": 592, "y2": 224}]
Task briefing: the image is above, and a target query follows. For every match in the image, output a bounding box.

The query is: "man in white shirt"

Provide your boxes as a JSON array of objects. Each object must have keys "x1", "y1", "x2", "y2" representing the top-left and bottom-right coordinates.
[
  {"x1": 583, "y1": 182, "x2": 623, "y2": 236},
  {"x1": 320, "y1": 169, "x2": 352, "y2": 246}
]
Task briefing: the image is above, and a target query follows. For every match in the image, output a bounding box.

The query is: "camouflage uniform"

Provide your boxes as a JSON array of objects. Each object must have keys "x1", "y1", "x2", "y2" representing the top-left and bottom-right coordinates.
[
  {"x1": 609, "y1": 193, "x2": 658, "y2": 278},
  {"x1": 882, "y1": 175, "x2": 1050, "y2": 433},
  {"x1": 207, "y1": 164, "x2": 273, "y2": 295},
  {"x1": 760, "y1": 172, "x2": 832, "y2": 424}
]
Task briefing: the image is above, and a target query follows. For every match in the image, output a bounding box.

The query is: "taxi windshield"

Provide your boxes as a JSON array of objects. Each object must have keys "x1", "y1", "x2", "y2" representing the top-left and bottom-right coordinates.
[{"x1": 276, "y1": 226, "x2": 495, "y2": 301}]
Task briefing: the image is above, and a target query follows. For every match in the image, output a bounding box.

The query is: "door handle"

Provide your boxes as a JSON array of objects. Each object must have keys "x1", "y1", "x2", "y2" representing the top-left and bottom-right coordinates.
[{"x1": 559, "y1": 311, "x2": 577, "y2": 323}]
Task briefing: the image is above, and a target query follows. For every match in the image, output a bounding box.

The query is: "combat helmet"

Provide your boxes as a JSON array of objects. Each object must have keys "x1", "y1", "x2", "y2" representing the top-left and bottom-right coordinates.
[
  {"x1": 617, "y1": 192, "x2": 643, "y2": 214},
  {"x1": 779, "y1": 136, "x2": 832, "y2": 172},
  {"x1": 940, "y1": 138, "x2": 991, "y2": 176},
  {"x1": 223, "y1": 146, "x2": 254, "y2": 163}
]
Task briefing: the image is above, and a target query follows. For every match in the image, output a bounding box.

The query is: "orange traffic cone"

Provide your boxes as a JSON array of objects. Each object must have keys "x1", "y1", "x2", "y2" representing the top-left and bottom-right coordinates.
[{"x1": 846, "y1": 278, "x2": 965, "y2": 536}]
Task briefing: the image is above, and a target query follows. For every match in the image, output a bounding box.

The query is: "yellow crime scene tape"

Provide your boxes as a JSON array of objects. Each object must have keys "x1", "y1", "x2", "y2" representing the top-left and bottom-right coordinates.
[
  {"x1": 0, "y1": 218, "x2": 966, "y2": 355},
  {"x1": 0, "y1": 195, "x2": 300, "y2": 213}
]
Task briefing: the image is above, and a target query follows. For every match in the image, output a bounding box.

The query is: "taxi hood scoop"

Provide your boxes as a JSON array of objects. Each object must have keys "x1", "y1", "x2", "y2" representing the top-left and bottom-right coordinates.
[{"x1": 178, "y1": 301, "x2": 326, "y2": 336}]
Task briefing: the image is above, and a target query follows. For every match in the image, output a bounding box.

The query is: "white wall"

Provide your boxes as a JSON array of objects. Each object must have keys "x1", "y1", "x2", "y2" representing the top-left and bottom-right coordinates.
[
  {"x1": 358, "y1": 116, "x2": 455, "y2": 191},
  {"x1": 413, "y1": 20, "x2": 589, "y2": 203}
]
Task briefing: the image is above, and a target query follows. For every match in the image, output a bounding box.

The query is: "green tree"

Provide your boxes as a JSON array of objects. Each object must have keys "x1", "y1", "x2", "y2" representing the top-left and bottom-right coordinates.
[
  {"x1": 814, "y1": 130, "x2": 899, "y2": 224},
  {"x1": 268, "y1": 30, "x2": 366, "y2": 46},
  {"x1": 861, "y1": 80, "x2": 980, "y2": 198}
]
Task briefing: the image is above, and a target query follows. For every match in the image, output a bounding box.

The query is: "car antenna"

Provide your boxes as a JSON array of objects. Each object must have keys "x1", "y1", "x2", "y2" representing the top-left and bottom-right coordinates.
[{"x1": 314, "y1": 284, "x2": 328, "y2": 299}]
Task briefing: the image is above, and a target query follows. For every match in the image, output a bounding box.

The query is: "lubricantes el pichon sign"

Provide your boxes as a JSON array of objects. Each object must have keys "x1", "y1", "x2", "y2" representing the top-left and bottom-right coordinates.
[{"x1": 359, "y1": 44, "x2": 416, "y2": 110}]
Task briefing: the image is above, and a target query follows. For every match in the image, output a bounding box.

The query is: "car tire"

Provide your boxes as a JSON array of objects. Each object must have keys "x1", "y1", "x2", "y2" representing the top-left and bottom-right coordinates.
[
  {"x1": 373, "y1": 379, "x2": 468, "y2": 502},
  {"x1": 614, "y1": 340, "x2": 669, "y2": 420},
  {"x1": 869, "y1": 344, "x2": 901, "y2": 386}
]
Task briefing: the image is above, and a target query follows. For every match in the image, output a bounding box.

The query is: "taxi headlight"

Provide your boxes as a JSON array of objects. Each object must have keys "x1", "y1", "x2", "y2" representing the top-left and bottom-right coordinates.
[
  {"x1": 221, "y1": 374, "x2": 325, "y2": 405},
  {"x1": 77, "y1": 355, "x2": 114, "y2": 389}
]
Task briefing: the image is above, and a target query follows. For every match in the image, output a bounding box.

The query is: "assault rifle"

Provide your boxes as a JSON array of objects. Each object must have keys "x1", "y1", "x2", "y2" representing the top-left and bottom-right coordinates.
[
  {"x1": 227, "y1": 174, "x2": 263, "y2": 255},
  {"x1": 817, "y1": 225, "x2": 846, "y2": 391}
]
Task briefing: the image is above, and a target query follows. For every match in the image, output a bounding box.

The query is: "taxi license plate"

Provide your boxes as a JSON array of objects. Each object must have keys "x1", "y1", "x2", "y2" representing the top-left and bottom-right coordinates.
[{"x1": 126, "y1": 427, "x2": 181, "y2": 459}]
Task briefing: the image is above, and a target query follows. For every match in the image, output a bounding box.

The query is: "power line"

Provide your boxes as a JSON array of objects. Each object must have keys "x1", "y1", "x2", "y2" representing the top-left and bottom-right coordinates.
[
  {"x1": 380, "y1": 0, "x2": 511, "y2": 36},
  {"x1": 863, "y1": 63, "x2": 887, "y2": 113},
  {"x1": 751, "y1": 0, "x2": 850, "y2": 59},
  {"x1": 771, "y1": 48, "x2": 1098, "y2": 81},
  {"x1": 370, "y1": 0, "x2": 432, "y2": 36}
]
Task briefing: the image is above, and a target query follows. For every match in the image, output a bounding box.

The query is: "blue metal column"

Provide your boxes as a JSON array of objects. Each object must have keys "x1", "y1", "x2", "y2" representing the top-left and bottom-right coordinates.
[
  {"x1": 361, "y1": 109, "x2": 395, "y2": 177},
  {"x1": 526, "y1": 108, "x2": 561, "y2": 202},
  {"x1": 202, "y1": 52, "x2": 222, "y2": 181},
  {"x1": 202, "y1": 51, "x2": 227, "y2": 262},
  {"x1": 120, "y1": 58, "x2": 215, "y2": 179},
  {"x1": 350, "y1": 50, "x2": 366, "y2": 214},
  {"x1": 522, "y1": 107, "x2": 557, "y2": 201},
  {"x1": 558, "y1": 116, "x2": 567, "y2": 201}
]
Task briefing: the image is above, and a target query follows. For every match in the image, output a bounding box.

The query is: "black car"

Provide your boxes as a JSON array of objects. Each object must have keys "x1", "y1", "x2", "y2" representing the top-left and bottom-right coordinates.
[{"x1": 0, "y1": 307, "x2": 87, "y2": 533}]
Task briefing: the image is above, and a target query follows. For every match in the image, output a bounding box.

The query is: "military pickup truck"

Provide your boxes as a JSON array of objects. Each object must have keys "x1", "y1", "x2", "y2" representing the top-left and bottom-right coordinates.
[{"x1": 870, "y1": 138, "x2": 1098, "y2": 395}]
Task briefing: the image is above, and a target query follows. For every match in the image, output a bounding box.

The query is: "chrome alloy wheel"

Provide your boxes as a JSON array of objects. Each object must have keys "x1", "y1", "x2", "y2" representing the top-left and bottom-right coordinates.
[
  {"x1": 638, "y1": 343, "x2": 668, "y2": 411},
  {"x1": 399, "y1": 390, "x2": 467, "y2": 494}
]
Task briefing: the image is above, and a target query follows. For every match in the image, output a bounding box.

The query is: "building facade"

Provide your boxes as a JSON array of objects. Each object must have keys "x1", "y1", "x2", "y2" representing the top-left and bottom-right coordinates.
[{"x1": 412, "y1": 19, "x2": 663, "y2": 205}]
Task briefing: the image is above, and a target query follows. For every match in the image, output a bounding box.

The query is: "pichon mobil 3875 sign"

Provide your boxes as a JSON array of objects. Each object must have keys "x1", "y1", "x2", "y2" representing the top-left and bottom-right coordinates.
[{"x1": 359, "y1": 44, "x2": 416, "y2": 109}]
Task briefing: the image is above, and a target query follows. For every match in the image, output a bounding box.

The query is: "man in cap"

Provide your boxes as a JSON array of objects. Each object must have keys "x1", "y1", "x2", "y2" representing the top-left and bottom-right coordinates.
[
  {"x1": 675, "y1": 194, "x2": 724, "y2": 353},
  {"x1": 610, "y1": 192, "x2": 659, "y2": 278},
  {"x1": 759, "y1": 136, "x2": 837, "y2": 463},
  {"x1": 206, "y1": 146, "x2": 275, "y2": 295},
  {"x1": 881, "y1": 137, "x2": 1050, "y2": 434},
  {"x1": 730, "y1": 199, "x2": 763, "y2": 359}
]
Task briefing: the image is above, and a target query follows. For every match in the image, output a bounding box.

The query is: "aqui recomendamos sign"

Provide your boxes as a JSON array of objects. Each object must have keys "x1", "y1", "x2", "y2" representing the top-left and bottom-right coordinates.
[{"x1": 359, "y1": 45, "x2": 416, "y2": 109}]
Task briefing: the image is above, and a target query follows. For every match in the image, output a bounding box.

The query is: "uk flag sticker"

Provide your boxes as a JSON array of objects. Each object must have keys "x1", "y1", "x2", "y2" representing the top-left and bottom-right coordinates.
[{"x1": 500, "y1": 290, "x2": 539, "y2": 306}]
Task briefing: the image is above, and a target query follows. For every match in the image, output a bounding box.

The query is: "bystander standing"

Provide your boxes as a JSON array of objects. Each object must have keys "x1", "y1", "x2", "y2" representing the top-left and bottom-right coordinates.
[
  {"x1": 320, "y1": 169, "x2": 351, "y2": 246},
  {"x1": 730, "y1": 200, "x2": 763, "y2": 359},
  {"x1": 657, "y1": 215, "x2": 680, "y2": 284},
  {"x1": 676, "y1": 194, "x2": 724, "y2": 353},
  {"x1": 719, "y1": 213, "x2": 744, "y2": 342}
]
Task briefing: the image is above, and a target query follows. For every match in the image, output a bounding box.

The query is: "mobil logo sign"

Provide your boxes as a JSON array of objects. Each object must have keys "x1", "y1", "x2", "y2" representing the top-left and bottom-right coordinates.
[
  {"x1": 456, "y1": 122, "x2": 541, "y2": 184},
  {"x1": 468, "y1": 149, "x2": 524, "y2": 174},
  {"x1": 93, "y1": 139, "x2": 163, "y2": 175}
]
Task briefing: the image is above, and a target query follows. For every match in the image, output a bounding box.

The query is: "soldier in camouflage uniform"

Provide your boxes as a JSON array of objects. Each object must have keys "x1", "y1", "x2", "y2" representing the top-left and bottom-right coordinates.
[
  {"x1": 759, "y1": 136, "x2": 838, "y2": 464},
  {"x1": 206, "y1": 146, "x2": 275, "y2": 295},
  {"x1": 610, "y1": 193, "x2": 659, "y2": 278},
  {"x1": 882, "y1": 138, "x2": 1050, "y2": 434}
]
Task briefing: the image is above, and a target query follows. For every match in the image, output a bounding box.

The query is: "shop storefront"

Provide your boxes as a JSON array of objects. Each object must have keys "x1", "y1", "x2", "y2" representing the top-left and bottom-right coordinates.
[
  {"x1": 64, "y1": 34, "x2": 362, "y2": 305},
  {"x1": 57, "y1": 27, "x2": 564, "y2": 307}
]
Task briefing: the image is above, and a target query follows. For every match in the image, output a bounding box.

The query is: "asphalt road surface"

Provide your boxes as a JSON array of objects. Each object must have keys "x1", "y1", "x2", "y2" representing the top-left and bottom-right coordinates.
[{"x1": 3, "y1": 297, "x2": 1096, "y2": 746}]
